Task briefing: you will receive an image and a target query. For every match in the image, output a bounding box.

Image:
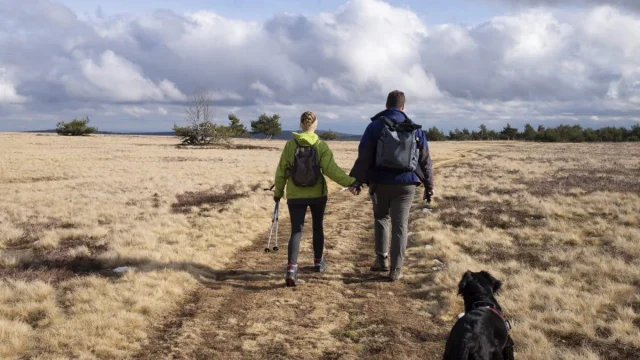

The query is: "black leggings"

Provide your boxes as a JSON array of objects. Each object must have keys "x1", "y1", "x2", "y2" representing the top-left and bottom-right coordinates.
[{"x1": 287, "y1": 201, "x2": 327, "y2": 265}]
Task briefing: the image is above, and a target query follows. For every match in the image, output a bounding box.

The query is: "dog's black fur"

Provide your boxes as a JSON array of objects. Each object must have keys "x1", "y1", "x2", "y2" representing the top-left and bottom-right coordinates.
[{"x1": 442, "y1": 271, "x2": 515, "y2": 360}]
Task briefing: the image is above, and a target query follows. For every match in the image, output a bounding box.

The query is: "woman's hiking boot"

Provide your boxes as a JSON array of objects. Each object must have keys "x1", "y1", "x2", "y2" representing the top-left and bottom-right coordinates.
[
  {"x1": 370, "y1": 255, "x2": 390, "y2": 272},
  {"x1": 285, "y1": 263, "x2": 298, "y2": 287},
  {"x1": 389, "y1": 268, "x2": 403, "y2": 282},
  {"x1": 314, "y1": 257, "x2": 328, "y2": 273}
]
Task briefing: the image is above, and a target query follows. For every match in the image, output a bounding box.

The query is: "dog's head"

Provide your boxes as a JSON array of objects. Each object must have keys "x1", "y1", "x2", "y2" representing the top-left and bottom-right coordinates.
[{"x1": 458, "y1": 271, "x2": 502, "y2": 297}]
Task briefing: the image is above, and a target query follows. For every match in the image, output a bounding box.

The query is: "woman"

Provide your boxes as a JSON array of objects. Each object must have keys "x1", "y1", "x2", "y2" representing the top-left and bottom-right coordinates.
[{"x1": 274, "y1": 111, "x2": 355, "y2": 287}]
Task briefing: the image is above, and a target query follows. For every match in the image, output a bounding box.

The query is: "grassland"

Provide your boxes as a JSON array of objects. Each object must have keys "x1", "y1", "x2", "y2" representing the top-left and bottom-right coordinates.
[{"x1": 0, "y1": 133, "x2": 638, "y2": 359}]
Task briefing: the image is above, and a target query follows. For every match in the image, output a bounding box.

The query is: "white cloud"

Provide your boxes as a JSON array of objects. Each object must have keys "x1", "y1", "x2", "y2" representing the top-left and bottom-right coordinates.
[
  {"x1": 71, "y1": 50, "x2": 187, "y2": 102},
  {"x1": 313, "y1": 78, "x2": 349, "y2": 100},
  {"x1": 123, "y1": 106, "x2": 152, "y2": 118},
  {"x1": 0, "y1": 69, "x2": 27, "y2": 104},
  {"x1": 250, "y1": 81, "x2": 275, "y2": 98},
  {"x1": 1, "y1": 0, "x2": 640, "y2": 132},
  {"x1": 0, "y1": 81, "x2": 27, "y2": 104}
]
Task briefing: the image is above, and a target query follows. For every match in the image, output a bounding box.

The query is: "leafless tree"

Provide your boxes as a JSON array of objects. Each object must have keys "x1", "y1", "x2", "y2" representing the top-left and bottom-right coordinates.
[
  {"x1": 173, "y1": 92, "x2": 229, "y2": 145},
  {"x1": 185, "y1": 92, "x2": 213, "y2": 143}
]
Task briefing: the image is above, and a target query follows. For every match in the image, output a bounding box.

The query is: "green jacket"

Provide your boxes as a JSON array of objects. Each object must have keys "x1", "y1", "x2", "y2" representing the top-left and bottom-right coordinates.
[{"x1": 274, "y1": 132, "x2": 355, "y2": 201}]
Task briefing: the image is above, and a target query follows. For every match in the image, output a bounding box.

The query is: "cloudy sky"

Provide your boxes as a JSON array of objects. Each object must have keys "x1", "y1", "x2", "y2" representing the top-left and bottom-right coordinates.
[{"x1": 1, "y1": 0, "x2": 640, "y2": 133}]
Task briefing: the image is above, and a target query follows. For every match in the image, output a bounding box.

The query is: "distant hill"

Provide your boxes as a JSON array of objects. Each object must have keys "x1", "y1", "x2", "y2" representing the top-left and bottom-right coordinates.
[
  {"x1": 24, "y1": 129, "x2": 361, "y2": 141},
  {"x1": 257, "y1": 130, "x2": 361, "y2": 141},
  {"x1": 24, "y1": 130, "x2": 176, "y2": 136}
]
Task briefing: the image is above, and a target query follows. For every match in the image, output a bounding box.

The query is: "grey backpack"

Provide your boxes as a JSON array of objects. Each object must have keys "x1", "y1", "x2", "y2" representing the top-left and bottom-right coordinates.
[
  {"x1": 375, "y1": 117, "x2": 421, "y2": 172},
  {"x1": 290, "y1": 139, "x2": 321, "y2": 187}
]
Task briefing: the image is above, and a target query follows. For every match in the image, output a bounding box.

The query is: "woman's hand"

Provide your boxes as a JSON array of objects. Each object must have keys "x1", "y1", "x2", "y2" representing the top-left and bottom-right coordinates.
[{"x1": 349, "y1": 182, "x2": 363, "y2": 195}]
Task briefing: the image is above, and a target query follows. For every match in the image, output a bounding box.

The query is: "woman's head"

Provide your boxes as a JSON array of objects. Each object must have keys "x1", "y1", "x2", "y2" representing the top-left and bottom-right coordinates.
[{"x1": 300, "y1": 111, "x2": 318, "y2": 133}]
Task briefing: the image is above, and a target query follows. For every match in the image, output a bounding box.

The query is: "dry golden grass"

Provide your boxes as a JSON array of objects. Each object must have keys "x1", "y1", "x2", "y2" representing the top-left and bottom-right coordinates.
[
  {"x1": 1, "y1": 134, "x2": 638, "y2": 360},
  {"x1": 410, "y1": 143, "x2": 640, "y2": 360},
  {"x1": 0, "y1": 133, "x2": 288, "y2": 358}
]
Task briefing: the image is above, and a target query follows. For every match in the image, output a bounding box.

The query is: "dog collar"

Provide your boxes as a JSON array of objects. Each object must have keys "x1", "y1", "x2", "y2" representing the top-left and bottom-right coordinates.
[{"x1": 470, "y1": 301, "x2": 512, "y2": 333}]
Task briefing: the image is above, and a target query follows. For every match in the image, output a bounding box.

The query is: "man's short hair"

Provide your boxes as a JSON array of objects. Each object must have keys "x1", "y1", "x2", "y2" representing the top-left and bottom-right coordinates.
[{"x1": 386, "y1": 90, "x2": 405, "y2": 109}]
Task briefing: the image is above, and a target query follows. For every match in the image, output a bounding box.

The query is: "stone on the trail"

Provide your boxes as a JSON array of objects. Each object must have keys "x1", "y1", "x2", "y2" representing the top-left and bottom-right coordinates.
[
  {"x1": 422, "y1": 208, "x2": 432, "y2": 214},
  {"x1": 113, "y1": 266, "x2": 132, "y2": 273},
  {"x1": 424, "y1": 245, "x2": 433, "y2": 250}
]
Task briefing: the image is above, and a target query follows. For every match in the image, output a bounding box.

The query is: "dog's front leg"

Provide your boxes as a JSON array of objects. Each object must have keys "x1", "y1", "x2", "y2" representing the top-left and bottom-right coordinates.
[{"x1": 502, "y1": 336, "x2": 515, "y2": 360}]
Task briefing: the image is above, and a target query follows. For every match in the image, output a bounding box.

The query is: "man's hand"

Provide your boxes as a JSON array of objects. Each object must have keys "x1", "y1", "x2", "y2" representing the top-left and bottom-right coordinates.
[
  {"x1": 423, "y1": 188, "x2": 434, "y2": 204},
  {"x1": 349, "y1": 182, "x2": 363, "y2": 195},
  {"x1": 274, "y1": 196, "x2": 281, "y2": 203}
]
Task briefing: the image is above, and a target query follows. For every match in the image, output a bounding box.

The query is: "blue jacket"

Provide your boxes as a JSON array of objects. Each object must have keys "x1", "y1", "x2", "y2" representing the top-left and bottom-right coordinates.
[{"x1": 349, "y1": 108, "x2": 434, "y2": 188}]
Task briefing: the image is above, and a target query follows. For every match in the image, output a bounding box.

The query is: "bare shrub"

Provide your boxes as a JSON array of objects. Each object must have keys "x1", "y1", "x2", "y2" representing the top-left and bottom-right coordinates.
[
  {"x1": 173, "y1": 93, "x2": 230, "y2": 145},
  {"x1": 171, "y1": 188, "x2": 248, "y2": 213}
]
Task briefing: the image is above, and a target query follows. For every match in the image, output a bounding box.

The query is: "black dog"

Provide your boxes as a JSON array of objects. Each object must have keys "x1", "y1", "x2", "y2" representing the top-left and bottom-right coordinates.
[{"x1": 442, "y1": 271, "x2": 515, "y2": 360}]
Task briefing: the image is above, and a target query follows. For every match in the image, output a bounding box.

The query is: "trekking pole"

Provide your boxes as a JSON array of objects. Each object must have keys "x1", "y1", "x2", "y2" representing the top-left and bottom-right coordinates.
[
  {"x1": 265, "y1": 202, "x2": 280, "y2": 253},
  {"x1": 273, "y1": 203, "x2": 279, "y2": 252}
]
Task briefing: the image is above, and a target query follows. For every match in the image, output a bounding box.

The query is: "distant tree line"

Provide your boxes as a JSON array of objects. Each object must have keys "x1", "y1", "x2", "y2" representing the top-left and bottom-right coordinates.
[{"x1": 425, "y1": 123, "x2": 640, "y2": 142}]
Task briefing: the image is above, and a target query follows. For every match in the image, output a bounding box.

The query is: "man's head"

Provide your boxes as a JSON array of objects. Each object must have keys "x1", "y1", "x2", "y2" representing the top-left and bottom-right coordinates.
[{"x1": 386, "y1": 90, "x2": 405, "y2": 110}]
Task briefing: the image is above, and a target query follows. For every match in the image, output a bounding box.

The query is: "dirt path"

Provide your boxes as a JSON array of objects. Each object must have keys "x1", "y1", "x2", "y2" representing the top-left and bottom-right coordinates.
[{"x1": 134, "y1": 150, "x2": 480, "y2": 360}]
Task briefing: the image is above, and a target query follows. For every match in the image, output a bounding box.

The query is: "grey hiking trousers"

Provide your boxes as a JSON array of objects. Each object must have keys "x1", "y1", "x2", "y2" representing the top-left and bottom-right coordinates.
[{"x1": 370, "y1": 184, "x2": 416, "y2": 270}]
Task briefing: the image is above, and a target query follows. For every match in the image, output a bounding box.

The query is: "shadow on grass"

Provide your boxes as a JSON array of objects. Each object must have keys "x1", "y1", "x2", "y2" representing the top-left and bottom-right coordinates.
[{"x1": 6, "y1": 256, "x2": 286, "y2": 291}]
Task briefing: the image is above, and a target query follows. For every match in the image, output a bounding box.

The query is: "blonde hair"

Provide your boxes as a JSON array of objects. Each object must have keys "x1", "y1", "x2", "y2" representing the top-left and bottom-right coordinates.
[{"x1": 300, "y1": 111, "x2": 318, "y2": 133}]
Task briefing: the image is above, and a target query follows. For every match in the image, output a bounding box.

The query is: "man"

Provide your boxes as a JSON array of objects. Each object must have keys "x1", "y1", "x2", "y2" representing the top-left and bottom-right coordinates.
[{"x1": 349, "y1": 90, "x2": 434, "y2": 281}]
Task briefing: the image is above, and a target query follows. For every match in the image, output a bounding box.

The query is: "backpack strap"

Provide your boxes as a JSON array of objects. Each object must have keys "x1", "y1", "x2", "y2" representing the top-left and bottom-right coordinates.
[
  {"x1": 378, "y1": 116, "x2": 422, "y2": 133},
  {"x1": 378, "y1": 116, "x2": 398, "y2": 131}
]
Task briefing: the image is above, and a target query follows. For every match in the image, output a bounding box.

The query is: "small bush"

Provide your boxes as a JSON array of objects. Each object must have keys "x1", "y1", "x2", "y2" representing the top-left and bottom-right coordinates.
[
  {"x1": 173, "y1": 121, "x2": 230, "y2": 145},
  {"x1": 319, "y1": 130, "x2": 339, "y2": 141},
  {"x1": 56, "y1": 117, "x2": 97, "y2": 136}
]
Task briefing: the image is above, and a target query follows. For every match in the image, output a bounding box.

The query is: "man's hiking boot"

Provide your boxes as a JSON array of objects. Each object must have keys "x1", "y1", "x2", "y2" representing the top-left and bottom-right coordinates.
[
  {"x1": 370, "y1": 255, "x2": 390, "y2": 272},
  {"x1": 314, "y1": 257, "x2": 328, "y2": 273},
  {"x1": 285, "y1": 263, "x2": 298, "y2": 287},
  {"x1": 389, "y1": 268, "x2": 403, "y2": 282}
]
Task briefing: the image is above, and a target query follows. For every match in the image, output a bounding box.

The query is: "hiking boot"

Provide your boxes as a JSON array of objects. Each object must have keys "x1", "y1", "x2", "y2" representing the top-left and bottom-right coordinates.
[
  {"x1": 370, "y1": 255, "x2": 390, "y2": 272},
  {"x1": 389, "y1": 268, "x2": 403, "y2": 282},
  {"x1": 314, "y1": 257, "x2": 328, "y2": 273},
  {"x1": 285, "y1": 263, "x2": 298, "y2": 287}
]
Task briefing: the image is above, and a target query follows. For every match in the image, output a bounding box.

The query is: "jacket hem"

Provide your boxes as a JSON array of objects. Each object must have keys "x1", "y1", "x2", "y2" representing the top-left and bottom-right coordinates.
[{"x1": 287, "y1": 196, "x2": 328, "y2": 205}]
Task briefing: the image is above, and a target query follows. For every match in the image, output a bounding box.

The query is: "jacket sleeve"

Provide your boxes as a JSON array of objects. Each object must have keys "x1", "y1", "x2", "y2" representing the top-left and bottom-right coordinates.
[
  {"x1": 319, "y1": 142, "x2": 355, "y2": 188},
  {"x1": 349, "y1": 122, "x2": 376, "y2": 184},
  {"x1": 274, "y1": 142, "x2": 291, "y2": 199},
  {"x1": 417, "y1": 129, "x2": 434, "y2": 191}
]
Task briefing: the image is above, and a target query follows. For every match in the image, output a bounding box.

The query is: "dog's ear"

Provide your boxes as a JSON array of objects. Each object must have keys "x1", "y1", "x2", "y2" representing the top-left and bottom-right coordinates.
[
  {"x1": 480, "y1": 271, "x2": 502, "y2": 294},
  {"x1": 458, "y1": 271, "x2": 474, "y2": 296}
]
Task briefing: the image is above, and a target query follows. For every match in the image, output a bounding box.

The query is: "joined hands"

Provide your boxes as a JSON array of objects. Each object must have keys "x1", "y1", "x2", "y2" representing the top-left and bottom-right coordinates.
[{"x1": 349, "y1": 182, "x2": 364, "y2": 195}]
